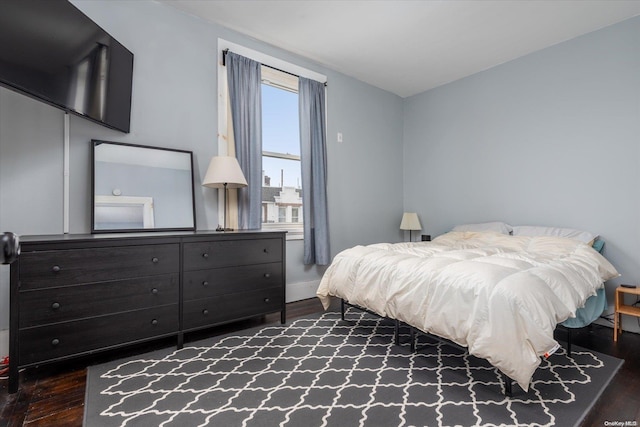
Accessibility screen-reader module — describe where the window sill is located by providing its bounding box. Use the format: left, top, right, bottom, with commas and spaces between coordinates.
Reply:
285, 231, 303, 241
262, 224, 304, 241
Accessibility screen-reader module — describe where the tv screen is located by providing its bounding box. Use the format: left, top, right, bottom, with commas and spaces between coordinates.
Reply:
0, 0, 133, 133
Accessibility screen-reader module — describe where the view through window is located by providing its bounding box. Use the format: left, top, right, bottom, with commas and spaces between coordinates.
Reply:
261, 68, 302, 232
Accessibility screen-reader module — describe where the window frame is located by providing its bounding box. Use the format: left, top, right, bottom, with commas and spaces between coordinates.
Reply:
217, 39, 326, 240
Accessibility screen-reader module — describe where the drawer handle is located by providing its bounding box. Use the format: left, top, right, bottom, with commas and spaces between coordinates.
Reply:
264, 298, 270, 303
202, 309, 209, 316
51, 338, 60, 346
151, 288, 158, 295
202, 253, 209, 259
264, 273, 271, 279
51, 302, 61, 310
151, 319, 158, 326
152, 257, 159, 263
52, 265, 61, 273
202, 281, 209, 287
263, 248, 269, 253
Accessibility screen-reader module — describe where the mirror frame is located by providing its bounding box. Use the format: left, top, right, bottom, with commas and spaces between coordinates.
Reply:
91, 140, 196, 233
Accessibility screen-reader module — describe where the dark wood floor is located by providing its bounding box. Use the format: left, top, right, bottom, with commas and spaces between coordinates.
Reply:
1, 297, 638, 427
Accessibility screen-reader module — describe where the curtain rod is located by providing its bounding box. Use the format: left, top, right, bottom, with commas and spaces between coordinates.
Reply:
222, 49, 327, 86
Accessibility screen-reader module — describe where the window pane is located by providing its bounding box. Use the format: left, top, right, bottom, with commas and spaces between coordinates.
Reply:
262, 159, 302, 225
261, 80, 302, 228
262, 84, 300, 156
262, 156, 301, 189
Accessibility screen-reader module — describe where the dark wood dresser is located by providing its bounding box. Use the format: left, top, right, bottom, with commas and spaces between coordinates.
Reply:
8, 230, 286, 393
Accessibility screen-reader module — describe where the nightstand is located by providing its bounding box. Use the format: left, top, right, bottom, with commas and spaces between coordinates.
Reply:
614, 285, 640, 341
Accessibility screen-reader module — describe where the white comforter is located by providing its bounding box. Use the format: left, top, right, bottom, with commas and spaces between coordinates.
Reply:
317, 231, 619, 391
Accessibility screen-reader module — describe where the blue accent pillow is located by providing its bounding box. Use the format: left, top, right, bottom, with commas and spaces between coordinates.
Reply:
592, 238, 605, 253
561, 238, 607, 328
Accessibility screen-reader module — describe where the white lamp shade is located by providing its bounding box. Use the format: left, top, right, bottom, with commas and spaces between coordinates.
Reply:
400, 212, 422, 230
202, 156, 248, 189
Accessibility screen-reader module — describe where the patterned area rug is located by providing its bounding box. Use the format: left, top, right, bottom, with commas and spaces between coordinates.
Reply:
84, 309, 622, 427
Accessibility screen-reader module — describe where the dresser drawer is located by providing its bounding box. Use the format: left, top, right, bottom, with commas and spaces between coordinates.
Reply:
183, 263, 282, 301
183, 287, 282, 331
19, 304, 178, 366
19, 244, 180, 290
19, 274, 178, 328
183, 238, 282, 271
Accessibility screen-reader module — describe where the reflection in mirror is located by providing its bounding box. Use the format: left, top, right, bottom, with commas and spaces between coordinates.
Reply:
94, 195, 155, 229
92, 140, 196, 233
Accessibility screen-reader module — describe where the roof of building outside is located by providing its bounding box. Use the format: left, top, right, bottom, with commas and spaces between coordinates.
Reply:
262, 186, 302, 202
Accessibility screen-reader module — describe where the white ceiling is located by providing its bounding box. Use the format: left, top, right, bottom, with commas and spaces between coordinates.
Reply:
159, 0, 640, 98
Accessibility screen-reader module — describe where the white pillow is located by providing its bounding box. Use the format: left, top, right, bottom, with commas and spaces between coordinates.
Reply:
451, 221, 513, 235
511, 225, 598, 244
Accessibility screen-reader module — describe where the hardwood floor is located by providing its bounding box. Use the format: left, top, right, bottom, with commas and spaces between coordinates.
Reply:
571, 321, 640, 426
1, 297, 638, 427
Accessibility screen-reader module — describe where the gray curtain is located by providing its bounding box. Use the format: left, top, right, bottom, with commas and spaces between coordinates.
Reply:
226, 52, 262, 229
299, 77, 330, 265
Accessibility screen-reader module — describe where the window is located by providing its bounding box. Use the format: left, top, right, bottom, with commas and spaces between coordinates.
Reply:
261, 66, 303, 236
217, 40, 326, 238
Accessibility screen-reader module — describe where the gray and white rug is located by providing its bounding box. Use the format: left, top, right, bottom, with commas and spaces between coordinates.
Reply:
84, 310, 622, 427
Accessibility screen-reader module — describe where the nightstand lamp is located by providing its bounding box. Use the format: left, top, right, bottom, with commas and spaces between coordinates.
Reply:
400, 212, 422, 242
202, 156, 247, 231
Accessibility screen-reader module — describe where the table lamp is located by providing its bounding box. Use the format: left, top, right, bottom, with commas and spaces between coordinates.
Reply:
202, 156, 247, 231
400, 212, 421, 242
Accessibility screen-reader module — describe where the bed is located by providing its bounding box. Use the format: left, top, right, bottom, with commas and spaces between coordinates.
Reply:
316, 229, 619, 392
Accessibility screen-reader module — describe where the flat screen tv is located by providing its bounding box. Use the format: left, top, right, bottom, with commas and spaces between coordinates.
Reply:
0, 0, 133, 133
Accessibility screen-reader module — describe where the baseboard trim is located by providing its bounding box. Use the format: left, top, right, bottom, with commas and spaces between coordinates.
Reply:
286, 280, 320, 303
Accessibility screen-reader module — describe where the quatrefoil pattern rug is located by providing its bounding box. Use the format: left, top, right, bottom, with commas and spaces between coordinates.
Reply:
84, 310, 621, 427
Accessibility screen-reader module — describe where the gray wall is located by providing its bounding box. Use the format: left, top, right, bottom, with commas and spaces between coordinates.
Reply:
0, 90, 66, 338
0, 0, 404, 336
403, 16, 640, 332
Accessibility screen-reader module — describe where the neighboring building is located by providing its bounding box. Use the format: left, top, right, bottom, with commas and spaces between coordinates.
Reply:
262, 184, 302, 224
